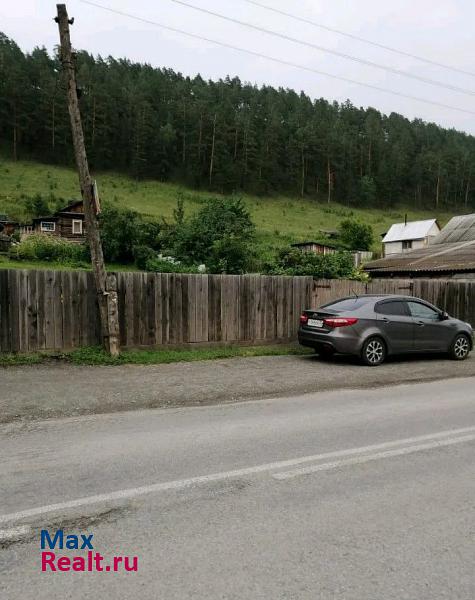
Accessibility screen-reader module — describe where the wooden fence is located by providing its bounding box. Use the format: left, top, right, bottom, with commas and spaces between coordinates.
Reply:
0, 269, 474, 353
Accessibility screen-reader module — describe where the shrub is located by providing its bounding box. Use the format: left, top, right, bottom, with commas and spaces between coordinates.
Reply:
99, 206, 144, 263
338, 219, 374, 251
99, 205, 161, 264
169, 196, 256, 274
265, 248, 357, 279
145, 256, 200, 273
9, 234, 89, 264
133, 244, 156, 270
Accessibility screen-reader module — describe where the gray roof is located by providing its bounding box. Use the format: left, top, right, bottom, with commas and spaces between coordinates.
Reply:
382, 219, 438, 243
366, 213, 475, 274
366, 240, 475, 273
432, 213, 475, 244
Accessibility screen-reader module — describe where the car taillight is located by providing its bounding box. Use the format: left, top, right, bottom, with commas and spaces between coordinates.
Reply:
323, 317, 358, 327
300, 313, 308, 324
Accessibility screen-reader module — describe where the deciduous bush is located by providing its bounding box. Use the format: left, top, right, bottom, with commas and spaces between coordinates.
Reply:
144, 256, 200, 273
99, 206, 162, 264
338, 219, 374, 251
99, 206, 145, 263
167, 196, 256, 274
9, 234, 89, 264
265, 248, 357, 279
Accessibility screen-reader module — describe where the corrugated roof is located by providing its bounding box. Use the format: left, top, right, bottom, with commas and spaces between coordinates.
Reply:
382, 219, 438, 243
365, 240, 475, 273
367, 214, 475, 274
432, 213, 475, 244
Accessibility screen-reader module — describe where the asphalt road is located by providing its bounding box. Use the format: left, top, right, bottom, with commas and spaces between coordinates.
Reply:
2, 351, 475, 422
1, 377, 474, 599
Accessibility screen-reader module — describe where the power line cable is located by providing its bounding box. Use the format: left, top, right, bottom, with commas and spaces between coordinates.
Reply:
79, 0, 475, 116
241, 0, 475, 79
165, 0, 475, 97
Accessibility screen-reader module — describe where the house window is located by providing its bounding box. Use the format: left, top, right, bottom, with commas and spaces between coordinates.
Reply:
40, 221, 55, 232
72, 219, 83, 235
402, 240, 412, 250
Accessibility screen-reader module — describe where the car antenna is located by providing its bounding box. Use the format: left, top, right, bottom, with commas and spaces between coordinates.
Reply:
351, 288, 359, 299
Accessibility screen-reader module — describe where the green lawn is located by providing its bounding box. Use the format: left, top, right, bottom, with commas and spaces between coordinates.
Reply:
0, 255, 137, 272
0, 156, 457, 261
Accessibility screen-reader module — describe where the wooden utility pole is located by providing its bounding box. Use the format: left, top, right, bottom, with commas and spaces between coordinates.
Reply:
55, 4, 120, 355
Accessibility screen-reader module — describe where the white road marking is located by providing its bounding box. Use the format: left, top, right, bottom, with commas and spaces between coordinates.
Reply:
273, 433, 475, 480
0, 525, 31, 541
1, 426, 475, 525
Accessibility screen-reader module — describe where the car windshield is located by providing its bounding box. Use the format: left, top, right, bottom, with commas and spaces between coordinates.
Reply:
321, 297, 372, 311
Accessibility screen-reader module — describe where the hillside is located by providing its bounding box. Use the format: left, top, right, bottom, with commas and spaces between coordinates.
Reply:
1, 32, 474, 211
0, 158, 457, 261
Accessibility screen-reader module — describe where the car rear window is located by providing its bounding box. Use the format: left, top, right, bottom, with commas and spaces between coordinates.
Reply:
321, 297, 372, 311
375, 301, 407, 316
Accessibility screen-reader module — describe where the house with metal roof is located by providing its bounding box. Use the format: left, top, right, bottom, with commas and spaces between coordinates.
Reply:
382, 218, 440, 256
365, 214, 475, 278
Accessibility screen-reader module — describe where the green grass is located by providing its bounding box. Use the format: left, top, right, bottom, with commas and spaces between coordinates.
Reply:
0, 344, 310, 367
0, 255, 138, 272
0, 156, 458, 262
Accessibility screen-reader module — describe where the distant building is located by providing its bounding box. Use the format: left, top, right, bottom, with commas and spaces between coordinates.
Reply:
290, 241, 337, 255
382, 219, 440, 256
365, 214, 475, 278
20, 200, 86, 243
0, 214, 18, 237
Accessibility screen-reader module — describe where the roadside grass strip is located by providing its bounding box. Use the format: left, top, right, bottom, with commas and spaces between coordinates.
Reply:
0, 344, 310, 367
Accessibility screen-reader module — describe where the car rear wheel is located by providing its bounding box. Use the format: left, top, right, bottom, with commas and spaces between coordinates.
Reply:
449, 334, 471, 360
361, 336, 386, 366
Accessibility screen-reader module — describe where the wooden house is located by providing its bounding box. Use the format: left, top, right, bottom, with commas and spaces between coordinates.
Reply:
22, 200, 86, 243
0, 214, 18, 237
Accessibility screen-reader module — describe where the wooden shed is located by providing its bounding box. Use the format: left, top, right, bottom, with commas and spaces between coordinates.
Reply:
290, 241, 337, 256
27, 200, 86, 243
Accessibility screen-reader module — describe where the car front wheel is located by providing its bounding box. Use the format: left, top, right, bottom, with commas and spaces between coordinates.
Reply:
361, 336, 386, 366
449, 334, 471, 360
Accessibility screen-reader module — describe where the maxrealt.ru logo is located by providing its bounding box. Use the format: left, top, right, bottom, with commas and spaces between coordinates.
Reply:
40, 530, 138, 572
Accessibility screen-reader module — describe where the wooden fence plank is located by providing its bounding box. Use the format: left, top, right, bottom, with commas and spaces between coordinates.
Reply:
61, 271, 73, 350
2, 270, 475, 352
0, 270, 9, 351
160, 274, 170, 344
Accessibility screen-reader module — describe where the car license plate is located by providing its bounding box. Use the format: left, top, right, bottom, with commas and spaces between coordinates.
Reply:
307, 318, 323, 328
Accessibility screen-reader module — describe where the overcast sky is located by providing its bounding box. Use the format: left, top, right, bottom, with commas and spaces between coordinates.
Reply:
3, 0, 475, 134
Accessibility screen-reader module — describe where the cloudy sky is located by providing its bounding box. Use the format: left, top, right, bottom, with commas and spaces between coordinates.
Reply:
3, 0, 475, 133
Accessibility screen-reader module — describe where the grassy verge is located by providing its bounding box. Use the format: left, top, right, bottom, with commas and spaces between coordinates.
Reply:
0, 344, 311, 367
0, 255, 138, 272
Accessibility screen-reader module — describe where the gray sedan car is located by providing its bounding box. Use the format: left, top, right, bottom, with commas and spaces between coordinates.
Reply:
298, 294, 473, 366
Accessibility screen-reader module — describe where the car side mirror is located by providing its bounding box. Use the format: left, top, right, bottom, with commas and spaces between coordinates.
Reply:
440, 311, 449, 320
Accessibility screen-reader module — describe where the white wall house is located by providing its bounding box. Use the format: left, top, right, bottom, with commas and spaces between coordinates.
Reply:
382, 219, 440, 256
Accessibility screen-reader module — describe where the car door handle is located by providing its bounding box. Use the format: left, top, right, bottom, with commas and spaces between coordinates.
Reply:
381, 317, 390, 323
416, 320, 425, 326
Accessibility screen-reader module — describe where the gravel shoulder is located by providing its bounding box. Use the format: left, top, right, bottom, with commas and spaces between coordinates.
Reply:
1, 352, 475, 424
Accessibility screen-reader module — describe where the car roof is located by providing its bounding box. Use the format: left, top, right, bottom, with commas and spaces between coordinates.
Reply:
322, 294, 435, 305
328, 294, 413, 302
